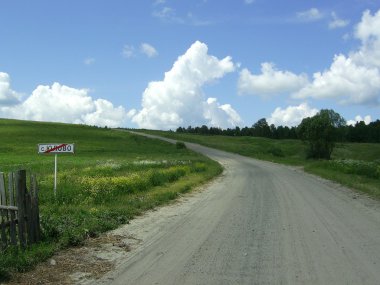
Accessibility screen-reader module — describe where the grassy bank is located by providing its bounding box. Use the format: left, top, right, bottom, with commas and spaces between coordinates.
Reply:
0, 120, 222, 281
141, 130, 380, 199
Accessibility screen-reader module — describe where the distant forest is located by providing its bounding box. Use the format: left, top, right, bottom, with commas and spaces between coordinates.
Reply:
175, 118, 380, 143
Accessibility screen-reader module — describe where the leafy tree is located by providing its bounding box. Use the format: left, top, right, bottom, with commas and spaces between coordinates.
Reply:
199, 125, 209, 135
176, 127, 184, 133
234, 126, 241, 136
253, 118, 271, 137
241, 126, 253, 136
270, 124, 278, 139
297, 109, 346, 159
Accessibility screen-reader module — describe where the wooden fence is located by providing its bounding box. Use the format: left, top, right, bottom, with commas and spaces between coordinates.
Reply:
0, 170, 40, 250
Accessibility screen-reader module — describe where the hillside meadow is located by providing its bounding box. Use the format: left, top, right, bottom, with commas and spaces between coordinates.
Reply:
141, 130, 380, 200
0, 119, 222, 280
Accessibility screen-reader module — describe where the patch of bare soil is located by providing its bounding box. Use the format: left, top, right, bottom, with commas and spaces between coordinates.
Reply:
7, 234, 140, 285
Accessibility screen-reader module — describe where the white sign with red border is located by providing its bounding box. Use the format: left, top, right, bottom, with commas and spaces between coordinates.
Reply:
37, 143, 75, 196
38, 143, 75, 154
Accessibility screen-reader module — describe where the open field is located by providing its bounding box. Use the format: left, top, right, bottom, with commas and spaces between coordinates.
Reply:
140, 130, 380, 199
0, 119, 221, 281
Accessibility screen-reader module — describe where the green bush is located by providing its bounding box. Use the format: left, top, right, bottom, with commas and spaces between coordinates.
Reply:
176, 141, 186, 149
298, 109, 345, 159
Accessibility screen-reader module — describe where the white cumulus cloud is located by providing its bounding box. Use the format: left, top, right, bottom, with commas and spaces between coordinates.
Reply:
0, 72, 22, 105
347, 115, 372, 126
238, 63, 309, 97
132, 41, 241, 129
0, 78, 128, 128
81, 99, 128, 127
267, 103, 319, 127
294, 9, 380, 106
204, 98, 242, 128
352, 9, 380, 68
140, 43, 158, 58
294, 54, 380, 104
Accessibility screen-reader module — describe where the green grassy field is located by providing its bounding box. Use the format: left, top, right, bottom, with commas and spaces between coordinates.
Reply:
141, 130, 380, 200
0, 119, 222, 281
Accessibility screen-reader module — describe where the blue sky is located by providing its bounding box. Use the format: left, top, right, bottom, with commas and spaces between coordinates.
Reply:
0, 0, 379, 129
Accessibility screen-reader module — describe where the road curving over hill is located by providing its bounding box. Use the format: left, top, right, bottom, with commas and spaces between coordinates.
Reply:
97, 133, 380, 285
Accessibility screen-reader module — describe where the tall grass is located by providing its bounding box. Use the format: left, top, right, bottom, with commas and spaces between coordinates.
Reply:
324, 159, 380, 179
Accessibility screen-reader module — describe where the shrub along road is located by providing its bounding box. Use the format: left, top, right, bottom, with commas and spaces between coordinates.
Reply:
98, 133, 380, 285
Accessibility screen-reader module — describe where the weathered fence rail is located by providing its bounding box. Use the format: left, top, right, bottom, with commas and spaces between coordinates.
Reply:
0, 170, 40, 250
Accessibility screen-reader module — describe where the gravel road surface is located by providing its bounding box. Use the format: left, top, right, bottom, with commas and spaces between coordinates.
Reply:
97, 134, 380, 285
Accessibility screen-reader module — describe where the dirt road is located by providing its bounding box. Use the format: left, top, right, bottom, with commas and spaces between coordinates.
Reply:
96, 136, 380, 284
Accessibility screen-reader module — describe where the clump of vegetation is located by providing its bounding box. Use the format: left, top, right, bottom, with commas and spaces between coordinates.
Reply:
297, 109, 346, 159
323, 159, 380, 179
176, 141, 186, 149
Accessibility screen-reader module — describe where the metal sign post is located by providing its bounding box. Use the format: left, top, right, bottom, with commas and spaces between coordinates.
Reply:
38, 143, 75, 197
54, 154, 58, 196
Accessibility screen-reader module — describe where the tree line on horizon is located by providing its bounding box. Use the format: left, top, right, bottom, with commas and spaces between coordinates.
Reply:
175, 114, 380, 144
176, 109, 379, 159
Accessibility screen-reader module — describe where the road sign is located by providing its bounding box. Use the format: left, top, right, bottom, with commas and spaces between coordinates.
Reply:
38, 143, 75, 197
38, 143, 75, 154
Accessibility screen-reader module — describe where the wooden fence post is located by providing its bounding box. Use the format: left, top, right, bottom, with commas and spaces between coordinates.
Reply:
0, 170, 40, 250
15, 170, 27, 249
25, 191, 33, 245
8, 172, 17, 245
31, 175, 40, 242
0, 172, 7, 249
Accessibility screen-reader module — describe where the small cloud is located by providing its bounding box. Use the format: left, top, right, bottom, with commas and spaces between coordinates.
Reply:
153, 6, 174, 19
267, 103, 319, 127
140, 43, 158, 58
152, 7, 184, 23
244, 0, 254, 4
153, 6, 212, 26
84, 57, 95, 65
296, 8, 324, 22
329, 12, 349, 29
122, 45, 135, 58
187, 12, 213, 26
347, 115, 372, 126
342, 33, 351, 41
153, 0, 165, 5
238, 63, 309, 97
